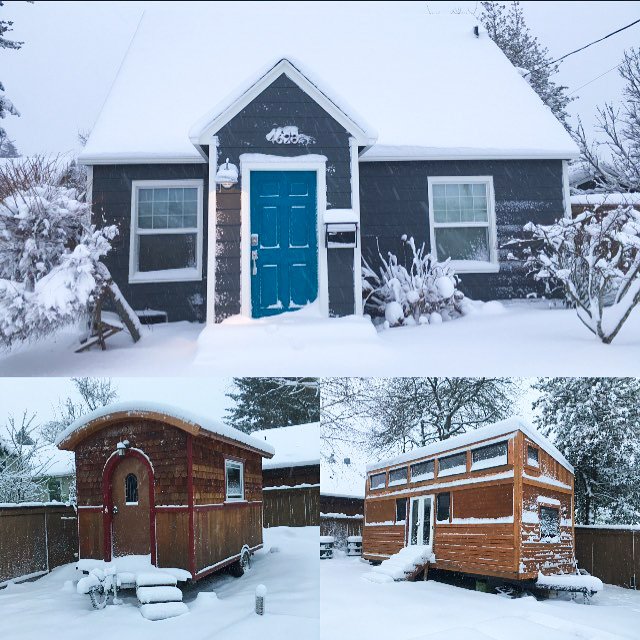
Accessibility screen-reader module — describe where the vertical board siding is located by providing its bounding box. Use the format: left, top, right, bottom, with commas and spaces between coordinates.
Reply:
214, 73, 353, 320
575, 527, 639, 589
359, 159, 564, 301
92, 163, 209, 322
0, 505, 78, 583
262, 487, 320, 527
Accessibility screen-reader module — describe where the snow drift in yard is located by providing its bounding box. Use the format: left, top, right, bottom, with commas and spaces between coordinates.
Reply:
321, 556, 639, 640
79, 4, 576, 163
54, 400, 275, 456
0, 527, 319, 640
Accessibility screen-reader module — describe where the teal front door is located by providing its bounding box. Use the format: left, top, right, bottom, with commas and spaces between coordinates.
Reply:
250, 171, 318, 317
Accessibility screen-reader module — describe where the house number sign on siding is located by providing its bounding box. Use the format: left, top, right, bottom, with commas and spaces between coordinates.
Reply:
266, 126, 315, 145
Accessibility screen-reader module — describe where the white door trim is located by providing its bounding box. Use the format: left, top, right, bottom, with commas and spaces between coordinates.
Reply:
239, 154, 329, 318
408, 495, 434, 547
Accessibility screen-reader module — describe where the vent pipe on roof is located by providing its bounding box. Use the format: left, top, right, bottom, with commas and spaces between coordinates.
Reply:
474, 25, 479, 37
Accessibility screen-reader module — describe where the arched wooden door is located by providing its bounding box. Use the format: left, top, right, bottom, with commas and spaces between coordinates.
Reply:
111, 456, 151, 557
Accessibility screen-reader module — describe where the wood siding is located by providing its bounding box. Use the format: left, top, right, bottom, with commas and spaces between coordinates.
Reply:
263, 486, 319, 527
214, 73, 354, 320
359, 159, 565, 301
0, 505, 78, 584
92, 163, 209, 322
363, 428, 576, 582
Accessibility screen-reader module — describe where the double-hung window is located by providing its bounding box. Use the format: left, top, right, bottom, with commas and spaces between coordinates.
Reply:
130, 180, 203, 283
428, 177, 497, 272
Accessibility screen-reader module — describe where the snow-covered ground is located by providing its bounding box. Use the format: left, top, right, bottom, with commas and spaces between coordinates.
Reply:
1, 301, 639, 376
321, 555, 640, 640
0, 527, 319, 640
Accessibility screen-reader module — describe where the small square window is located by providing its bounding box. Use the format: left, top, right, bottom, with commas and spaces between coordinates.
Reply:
369, 472, 386, 490
438, 452, 467, 477
396, 498, 407, 523
410, 460, 435, 481
225, 460, 244, 501
540, 506, 560, 541
471, 442, 508, 470
527, 446, 539, 467
388, 467, 408, 486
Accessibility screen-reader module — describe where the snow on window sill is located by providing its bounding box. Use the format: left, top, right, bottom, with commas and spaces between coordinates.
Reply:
470, 455, 508, 472
129, 268, 202, 284
411, 473, 435, 483
224, 498, 246, 503
437, 465, 467, 478
388, 479, 408, 487
125, 502, 139, 506
448, 260, 500, 274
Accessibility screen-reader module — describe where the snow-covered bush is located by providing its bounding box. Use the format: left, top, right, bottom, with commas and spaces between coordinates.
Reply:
0, 157, 117, 348
363, 235, 464, 327
521, 205, 640, 343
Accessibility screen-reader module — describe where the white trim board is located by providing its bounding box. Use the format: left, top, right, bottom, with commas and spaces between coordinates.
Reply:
427, 175, 499, 274
239, 154, 329, 318
128, 179, 204, 284
349, 137, 363, 315
190, 58, 375, 147
206, 137, 219, 323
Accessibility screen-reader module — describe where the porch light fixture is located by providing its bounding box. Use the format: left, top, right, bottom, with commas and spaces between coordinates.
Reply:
215, 158, 239, 190
116, 440, 131, 458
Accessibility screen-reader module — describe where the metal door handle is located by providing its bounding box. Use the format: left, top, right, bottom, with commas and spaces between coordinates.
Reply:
251, 250, 258, 276
112, 505, 118, 515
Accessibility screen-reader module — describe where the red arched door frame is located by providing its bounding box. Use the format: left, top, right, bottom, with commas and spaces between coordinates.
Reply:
102, 449, 156, 564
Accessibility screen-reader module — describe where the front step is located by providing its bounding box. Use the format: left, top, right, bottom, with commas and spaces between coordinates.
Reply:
367, 545, 435, 582
140, 602, 189, 621
136, 572, 178, 588
137, 586, 183, 604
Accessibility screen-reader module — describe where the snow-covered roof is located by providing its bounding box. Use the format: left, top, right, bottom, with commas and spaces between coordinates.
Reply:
79, 3, 577, 165
366, 417, 573, 474
30, 444, 75, 478
55, 401, 275, 457
570, 192, 640, 206
321, 456, 367, 500
251, 422, 319, 469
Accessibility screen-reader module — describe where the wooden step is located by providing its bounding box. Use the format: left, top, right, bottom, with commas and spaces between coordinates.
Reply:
135, 572, 178, 588
137, 586, 183, 604
139, 602, 189, 621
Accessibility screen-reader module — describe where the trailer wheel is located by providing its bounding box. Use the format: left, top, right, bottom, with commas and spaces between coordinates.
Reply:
88, 585, 108, 610
229, 547, 251, 578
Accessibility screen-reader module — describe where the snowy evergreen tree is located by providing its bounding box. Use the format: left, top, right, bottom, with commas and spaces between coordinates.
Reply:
533, 377, 640, 525
41, 377, 119, 444
226, 377, 320, 432
0, 157, 118, 348
322, 377, 520, 458
574, 47, 640, 192
0, 130, 19, 158
0, 3, 23, 146
479, 2, 572, 127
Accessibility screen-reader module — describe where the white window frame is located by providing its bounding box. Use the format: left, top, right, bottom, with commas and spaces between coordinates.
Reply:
225, 459, 245, 502
129, 179, 204, 284
427, 176, 498, 273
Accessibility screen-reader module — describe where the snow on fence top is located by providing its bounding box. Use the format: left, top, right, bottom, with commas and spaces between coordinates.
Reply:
54, 401, 275, 456
251, 422, 320, 469
366, 417, 573, 474
78, 4, 577, 164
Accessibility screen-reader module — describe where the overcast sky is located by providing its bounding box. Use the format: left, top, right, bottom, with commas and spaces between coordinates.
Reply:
0, 377, 235, 435
3, 1, 640, 156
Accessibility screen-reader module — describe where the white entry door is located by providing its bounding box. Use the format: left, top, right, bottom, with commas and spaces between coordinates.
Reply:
409, 496, 434, 546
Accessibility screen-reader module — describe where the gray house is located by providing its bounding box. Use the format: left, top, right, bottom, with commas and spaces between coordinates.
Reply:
78, 5, 577, 323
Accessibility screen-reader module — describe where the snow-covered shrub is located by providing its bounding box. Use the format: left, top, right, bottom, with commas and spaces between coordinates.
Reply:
0, 156, 117, 348
363, 235, 464, 327
520, 205, 640, 343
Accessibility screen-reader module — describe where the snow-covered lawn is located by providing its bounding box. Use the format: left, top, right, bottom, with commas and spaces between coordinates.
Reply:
321, 555, 640, 640
0, 526, 319, 640
1, 301, 640, 376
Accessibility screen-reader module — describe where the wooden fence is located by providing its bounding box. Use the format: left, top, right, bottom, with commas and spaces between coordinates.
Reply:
320, 515, 363, 548
262, 486, 320, 527
575, 525, 639, 589
0, 504, 78, 586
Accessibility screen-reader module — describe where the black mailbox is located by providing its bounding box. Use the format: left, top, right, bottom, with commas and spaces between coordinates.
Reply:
325, 222, 358, 249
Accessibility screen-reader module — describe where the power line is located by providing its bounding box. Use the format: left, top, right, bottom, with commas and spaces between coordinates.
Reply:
569, 63, 623, 96
523, 17, 640, 77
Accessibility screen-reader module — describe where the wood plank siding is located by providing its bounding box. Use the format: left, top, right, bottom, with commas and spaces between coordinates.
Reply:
362, 427, 576, 582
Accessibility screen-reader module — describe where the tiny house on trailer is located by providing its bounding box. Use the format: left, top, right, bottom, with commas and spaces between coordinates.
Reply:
362, 418, 577, 586
55, 402, 274, 581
